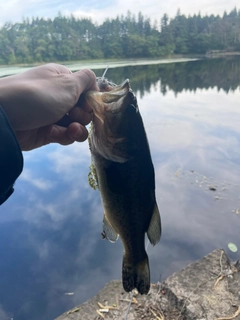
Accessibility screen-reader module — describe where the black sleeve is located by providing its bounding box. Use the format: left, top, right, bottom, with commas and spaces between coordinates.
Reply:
0, 106, 23, 205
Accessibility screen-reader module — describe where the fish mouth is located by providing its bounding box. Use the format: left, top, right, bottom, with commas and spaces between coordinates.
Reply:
85, 78, 135, 162
84, 79, 131, 124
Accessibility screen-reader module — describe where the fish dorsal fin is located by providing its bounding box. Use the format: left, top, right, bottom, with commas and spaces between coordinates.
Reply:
147, 203, 161, 246
103, 214, 119, 243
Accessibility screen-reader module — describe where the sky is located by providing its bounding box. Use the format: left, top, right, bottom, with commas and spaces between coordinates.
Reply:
0, 0, 239, 26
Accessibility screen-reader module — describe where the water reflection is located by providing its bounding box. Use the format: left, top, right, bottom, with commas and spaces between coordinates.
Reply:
1, 57, 240, 320
92, 56, 240, 96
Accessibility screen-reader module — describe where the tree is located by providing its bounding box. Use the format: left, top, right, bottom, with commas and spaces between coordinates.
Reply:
0, 8, 240, 65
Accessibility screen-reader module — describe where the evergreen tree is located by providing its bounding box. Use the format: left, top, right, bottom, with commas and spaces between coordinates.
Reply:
0, 8, 240, 65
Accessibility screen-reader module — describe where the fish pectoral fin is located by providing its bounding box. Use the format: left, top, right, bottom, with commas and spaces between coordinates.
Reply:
103, 214, 119, 243
147, 203, 161, 246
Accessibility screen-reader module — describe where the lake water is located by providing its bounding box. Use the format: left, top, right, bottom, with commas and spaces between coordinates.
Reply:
0, 57, 240, 320
0, 57, 197, 77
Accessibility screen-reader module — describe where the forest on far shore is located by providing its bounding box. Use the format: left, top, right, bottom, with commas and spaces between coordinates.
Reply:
0, 8, 240, 65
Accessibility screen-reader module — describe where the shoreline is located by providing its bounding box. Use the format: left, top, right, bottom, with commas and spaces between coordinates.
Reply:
55, 249, 240, 320
1, 52, 240, 78
0, 56, 200, 78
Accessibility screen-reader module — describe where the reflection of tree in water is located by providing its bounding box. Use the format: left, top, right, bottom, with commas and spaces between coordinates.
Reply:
95, 57, 240, 98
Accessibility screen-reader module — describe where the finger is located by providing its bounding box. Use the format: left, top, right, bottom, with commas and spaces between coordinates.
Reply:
76, 94, 94, 113
73, 69, 99, 96
68, 107, 92, 126
48, 123, 88, 145
66, 122, 89, 142
48, 125, 75, 145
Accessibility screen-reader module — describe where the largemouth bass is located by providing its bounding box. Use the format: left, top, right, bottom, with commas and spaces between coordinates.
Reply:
85, 77, 161, 294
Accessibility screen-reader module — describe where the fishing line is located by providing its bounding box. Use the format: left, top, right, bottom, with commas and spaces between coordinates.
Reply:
123, 239, 150, 320
101, 65, 109, 79
123, 291, 134, 320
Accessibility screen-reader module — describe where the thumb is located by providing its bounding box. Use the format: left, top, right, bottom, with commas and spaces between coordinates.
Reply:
72, 69, 98, 96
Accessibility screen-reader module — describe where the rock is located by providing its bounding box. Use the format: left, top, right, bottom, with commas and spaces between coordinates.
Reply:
55, 249, 240, 320
164, 249, 240, 319
209, 186, 217, 191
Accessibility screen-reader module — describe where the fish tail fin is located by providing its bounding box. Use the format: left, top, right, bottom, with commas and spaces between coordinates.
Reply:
122, 254, 150, 295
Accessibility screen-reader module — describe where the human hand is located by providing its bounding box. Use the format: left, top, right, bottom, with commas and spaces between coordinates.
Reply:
0, 63, 98, 151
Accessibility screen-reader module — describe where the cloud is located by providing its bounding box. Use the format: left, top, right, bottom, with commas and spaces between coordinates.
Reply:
67, 0, 239, 25
0, 305, 10, 320
47, 142, 91, 176
140, 86, 240, 152
0, 0, 238, 26
19, 168, 54, 190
